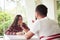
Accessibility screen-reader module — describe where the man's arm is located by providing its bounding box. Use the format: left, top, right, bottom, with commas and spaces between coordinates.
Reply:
25, 20, 40, 39
24, 31, 34, 39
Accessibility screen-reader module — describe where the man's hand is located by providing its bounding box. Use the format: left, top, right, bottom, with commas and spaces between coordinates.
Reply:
24, 31, 34, 39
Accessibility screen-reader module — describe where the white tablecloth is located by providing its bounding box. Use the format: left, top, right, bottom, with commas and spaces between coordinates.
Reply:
4, 35, 39, 40
0, 38, 3, 40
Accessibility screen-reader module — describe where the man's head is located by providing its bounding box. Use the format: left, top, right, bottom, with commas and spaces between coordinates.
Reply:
35, 4, 48, 19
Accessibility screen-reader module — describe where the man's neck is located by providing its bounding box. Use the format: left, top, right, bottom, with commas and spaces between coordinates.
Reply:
37, 16, 46, 20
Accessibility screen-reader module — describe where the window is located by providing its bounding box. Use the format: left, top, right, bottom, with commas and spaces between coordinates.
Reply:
56, 0, 60, 26
0, 0, 28, 36
0, 0, 41, 36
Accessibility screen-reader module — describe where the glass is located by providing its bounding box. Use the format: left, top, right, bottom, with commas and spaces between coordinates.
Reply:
0, 0, 5, 36
0, 0, 28, 36
57, 0, 60, 26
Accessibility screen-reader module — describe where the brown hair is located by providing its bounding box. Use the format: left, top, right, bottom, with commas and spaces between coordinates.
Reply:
10, 15, 23, 32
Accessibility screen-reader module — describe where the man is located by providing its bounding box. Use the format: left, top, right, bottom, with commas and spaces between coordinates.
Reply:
25, 4, 60, 40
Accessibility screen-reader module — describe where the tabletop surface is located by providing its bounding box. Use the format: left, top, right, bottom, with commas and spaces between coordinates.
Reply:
4, 35, 39, 40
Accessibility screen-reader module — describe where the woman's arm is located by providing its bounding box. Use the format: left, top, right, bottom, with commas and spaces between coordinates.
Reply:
5, 30, 10, 35
21, 23, 30, 33
5, 26, 14, 35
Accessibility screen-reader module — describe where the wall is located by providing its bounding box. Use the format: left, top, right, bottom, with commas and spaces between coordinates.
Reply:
25, 0, 35, 28
41, 0, 57, 20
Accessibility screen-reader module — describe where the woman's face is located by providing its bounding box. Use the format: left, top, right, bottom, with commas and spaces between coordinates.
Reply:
18, 17, 23, 23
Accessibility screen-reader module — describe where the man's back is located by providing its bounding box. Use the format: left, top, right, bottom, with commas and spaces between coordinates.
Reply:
38, 17, 60, 40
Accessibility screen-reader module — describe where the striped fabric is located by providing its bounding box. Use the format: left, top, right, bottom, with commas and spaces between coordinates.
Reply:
40, 33, 60, 40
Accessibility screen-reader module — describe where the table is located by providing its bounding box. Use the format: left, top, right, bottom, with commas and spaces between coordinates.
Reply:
4, 35, 39, 40
0, 38, 3, 40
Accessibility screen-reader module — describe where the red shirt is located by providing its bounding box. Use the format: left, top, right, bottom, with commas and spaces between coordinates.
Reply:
5, 23, 29, 35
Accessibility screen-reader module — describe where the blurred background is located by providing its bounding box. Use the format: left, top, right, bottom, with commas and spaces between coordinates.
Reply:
0, 0, 60, 37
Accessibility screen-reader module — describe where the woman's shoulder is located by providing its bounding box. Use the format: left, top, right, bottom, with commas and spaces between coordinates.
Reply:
23, 22, 27, 25
22, 22, 28, 27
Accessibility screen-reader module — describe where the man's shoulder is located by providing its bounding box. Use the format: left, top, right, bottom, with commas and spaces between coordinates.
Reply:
47, 18, 58, 23
45, 18, 59, 26
34, 20, 40, 23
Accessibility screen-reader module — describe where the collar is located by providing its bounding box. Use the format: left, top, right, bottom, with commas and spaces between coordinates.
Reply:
37, 17, 48, 21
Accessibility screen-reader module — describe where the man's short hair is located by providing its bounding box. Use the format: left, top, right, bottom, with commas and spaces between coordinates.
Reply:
36, 4, 48, 16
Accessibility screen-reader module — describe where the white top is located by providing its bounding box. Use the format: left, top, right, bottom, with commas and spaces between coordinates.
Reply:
30, 17, 60, 40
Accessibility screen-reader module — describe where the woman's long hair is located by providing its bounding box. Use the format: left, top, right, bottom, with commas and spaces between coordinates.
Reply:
12, 15, 22, 27
10, 15, 23, 32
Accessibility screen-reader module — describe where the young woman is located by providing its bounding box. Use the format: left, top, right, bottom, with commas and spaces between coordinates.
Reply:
5, 15, 29, 35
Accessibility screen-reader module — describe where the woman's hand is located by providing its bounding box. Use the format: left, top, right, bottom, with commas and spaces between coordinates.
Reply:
5, 31, 10, 35
16, 32, 24, 35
